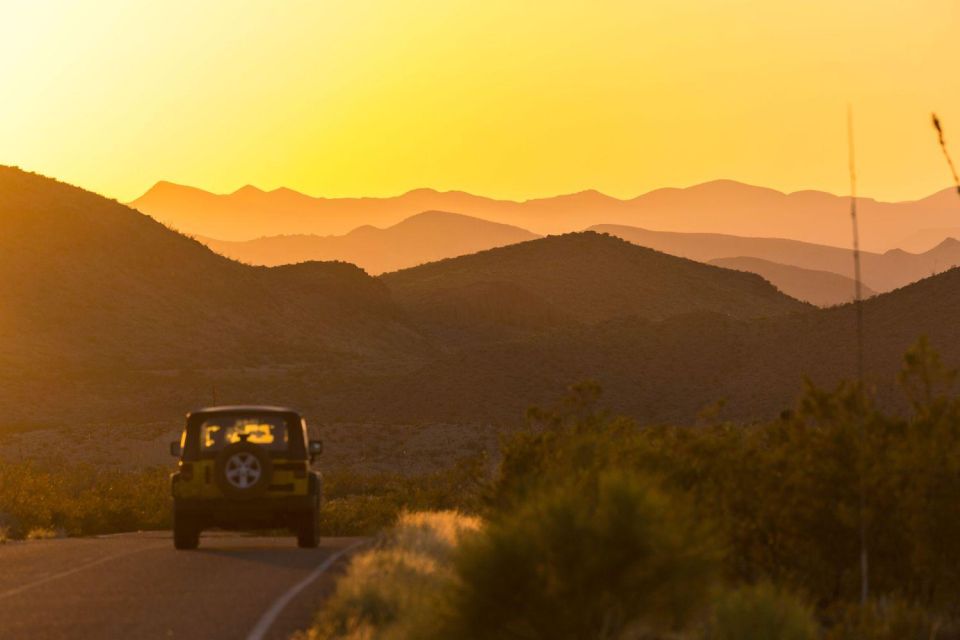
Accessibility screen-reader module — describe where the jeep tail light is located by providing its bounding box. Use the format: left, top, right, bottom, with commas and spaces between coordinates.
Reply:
180, 463, 194, 481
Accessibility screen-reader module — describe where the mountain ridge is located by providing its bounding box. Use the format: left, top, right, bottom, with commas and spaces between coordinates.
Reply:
593, 224, 960, 294
131, 178, 960, 249
198, 210, 539, 274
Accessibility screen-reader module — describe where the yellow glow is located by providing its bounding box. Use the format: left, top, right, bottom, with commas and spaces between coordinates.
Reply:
201, 420, 280, 448
1, 0, 957, 202
226, 424, 275, 446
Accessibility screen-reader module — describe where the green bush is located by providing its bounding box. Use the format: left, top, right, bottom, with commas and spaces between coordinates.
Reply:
442, 470, 719, 640
706, 583, 818, 640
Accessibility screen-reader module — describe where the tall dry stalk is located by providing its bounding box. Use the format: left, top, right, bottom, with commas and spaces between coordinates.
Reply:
932, 113, 960, 196
848, 106, 869, 605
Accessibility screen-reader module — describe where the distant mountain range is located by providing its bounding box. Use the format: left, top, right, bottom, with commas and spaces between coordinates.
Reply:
198, 211, 538, 274
5, 166, 960, 432
130, 178, 960, 252
188, 210, 960, 307
591, 225, 960, 295
707, 257, 874, 307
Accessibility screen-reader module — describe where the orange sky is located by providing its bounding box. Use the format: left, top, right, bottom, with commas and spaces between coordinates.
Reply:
1, 0, 958, 203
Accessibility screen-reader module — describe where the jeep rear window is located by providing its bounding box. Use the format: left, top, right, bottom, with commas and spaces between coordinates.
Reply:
199, 415, 290, 452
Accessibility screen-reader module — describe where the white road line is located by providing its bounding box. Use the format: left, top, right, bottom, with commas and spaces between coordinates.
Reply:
0, 545, 159, 601
246, 540, 366, 640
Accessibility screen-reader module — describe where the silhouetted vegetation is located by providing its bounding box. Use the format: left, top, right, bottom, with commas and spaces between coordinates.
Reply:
308, 339, 960, 638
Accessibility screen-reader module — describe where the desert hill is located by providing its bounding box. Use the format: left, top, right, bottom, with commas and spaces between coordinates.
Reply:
198, 211, 539, 274
379, 232, 809, 343
0, 167, 426, 371
345, 265, 960, 425
593, 224, 960, 294
131, 179, 960, 251
708, 256, 874, 307
6, 167, 960, 435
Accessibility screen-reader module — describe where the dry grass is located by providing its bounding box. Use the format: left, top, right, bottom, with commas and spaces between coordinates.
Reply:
298, 511, 480, 640
25, 527, 62, 540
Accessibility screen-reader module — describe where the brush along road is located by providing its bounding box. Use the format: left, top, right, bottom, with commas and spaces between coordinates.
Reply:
0, 532, 365, 640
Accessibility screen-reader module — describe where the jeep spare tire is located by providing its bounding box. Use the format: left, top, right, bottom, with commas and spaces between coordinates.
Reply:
215, 441, 273, 499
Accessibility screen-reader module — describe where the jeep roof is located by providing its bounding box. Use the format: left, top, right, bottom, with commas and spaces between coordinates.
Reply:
187, 405, 302, 419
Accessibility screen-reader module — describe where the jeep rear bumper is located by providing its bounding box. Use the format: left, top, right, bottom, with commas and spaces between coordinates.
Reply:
174, 496, 316, 530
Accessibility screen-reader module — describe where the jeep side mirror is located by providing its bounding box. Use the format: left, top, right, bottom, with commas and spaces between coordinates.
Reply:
308, 440, 323, 459
169, 441, 181, 457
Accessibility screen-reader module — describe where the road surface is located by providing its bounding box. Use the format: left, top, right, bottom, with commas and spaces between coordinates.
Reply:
0, 532, 365, 640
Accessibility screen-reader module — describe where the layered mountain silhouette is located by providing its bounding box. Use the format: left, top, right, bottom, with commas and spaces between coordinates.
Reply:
593, 224, 960, 295
6, 167, 960, 432
194, 215, 960, 307
131, 179, 960, 251
898, 227, 960, 253
708, 257, 874, 307
198, 211, 539, 274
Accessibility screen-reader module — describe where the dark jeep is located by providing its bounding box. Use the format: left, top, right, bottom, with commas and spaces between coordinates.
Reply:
169, 406, 323, 550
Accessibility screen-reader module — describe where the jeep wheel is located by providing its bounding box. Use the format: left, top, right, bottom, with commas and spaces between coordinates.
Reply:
173, 512, 200, 550
296, 500, 320, 548
214, 441, 273, 500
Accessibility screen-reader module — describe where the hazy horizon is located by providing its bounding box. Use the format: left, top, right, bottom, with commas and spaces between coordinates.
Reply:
129, 175, 957, 205
2, 2, 958, 205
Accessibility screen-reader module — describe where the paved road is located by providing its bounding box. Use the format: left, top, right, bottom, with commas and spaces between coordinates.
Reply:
0, 532, 365, 640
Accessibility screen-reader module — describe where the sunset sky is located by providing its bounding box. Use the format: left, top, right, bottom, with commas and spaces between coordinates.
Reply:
1, 0, 958, 203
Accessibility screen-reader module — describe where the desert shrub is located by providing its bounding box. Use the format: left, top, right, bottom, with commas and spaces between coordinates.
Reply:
705, 583, 817, 640
0, 461, 170, 538
303, 341, 960, 638
26, 526, 62, 540
301, 511, 481, 640
320, 456, 485, 536
442, 470, 719, 640
484, 339, 960, 625
487, 381, 644, 514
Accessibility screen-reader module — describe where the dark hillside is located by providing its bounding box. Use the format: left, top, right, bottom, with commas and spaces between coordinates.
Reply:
380, 232, 809, 343
340, 267, 960, 424
0, 167, 426, 370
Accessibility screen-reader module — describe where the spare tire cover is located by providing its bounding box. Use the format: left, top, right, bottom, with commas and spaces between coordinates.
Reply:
214, 441, 274, 499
